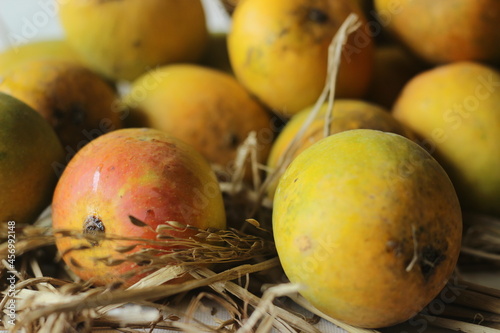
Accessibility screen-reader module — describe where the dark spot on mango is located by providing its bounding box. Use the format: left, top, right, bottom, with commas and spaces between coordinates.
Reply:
69, 102, 86, 126
53, 107, 65, 126
129, 215, 149, 227
70, 257, 83, 269
296, 235, 312, 252
419, 245, 446, 280
307, 8, 329, 24
278, 27, 290, 38
225, 132, 239, 149
146, 209, 156, 220
386, 239, 404, 257
83, 215, 105, 246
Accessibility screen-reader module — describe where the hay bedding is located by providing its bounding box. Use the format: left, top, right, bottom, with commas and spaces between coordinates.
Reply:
1, 14, 500, 333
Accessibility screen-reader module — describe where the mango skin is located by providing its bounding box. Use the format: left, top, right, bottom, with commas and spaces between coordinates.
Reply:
0, 59, 122, 154
52, 128, 226, 287
393, 61, 500, 216
58, 0, 208, 81
374, 0, 500, 65
228, 0, 374, 116
123, 64, 273, 179
266, 99, 416, 198
0, 92, 64, 224
273, 129, 462, 328
0, 39, 81, 76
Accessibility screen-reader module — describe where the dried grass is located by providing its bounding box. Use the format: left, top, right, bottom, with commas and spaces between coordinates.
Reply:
461, 213, 500, 264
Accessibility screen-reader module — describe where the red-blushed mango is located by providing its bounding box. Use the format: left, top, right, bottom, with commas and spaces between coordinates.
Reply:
0, 92, 64, 225
228, 0, 374, 116
52, 128, 226, 287
273, 129, 462, 328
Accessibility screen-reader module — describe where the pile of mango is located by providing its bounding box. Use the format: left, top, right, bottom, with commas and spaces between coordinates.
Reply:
0, 0, 499, 329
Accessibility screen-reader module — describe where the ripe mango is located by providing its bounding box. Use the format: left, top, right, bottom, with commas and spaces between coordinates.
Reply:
0, 39, 81, 76
0, 59, 122, 157
393, 61, 500, 216
123, 64, 273, 180
273, 129, 462, 328
52, 128, 226, 286
266, 99, 416, 199
374, 0, 500, 65
0, 92, 64, 224
228, 0, 374, 116
58, 0, 209, 81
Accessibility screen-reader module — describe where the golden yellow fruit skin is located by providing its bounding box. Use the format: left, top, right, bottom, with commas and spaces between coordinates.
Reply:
266, 99, 415, 199
393, 61, 500, 216
0, 92, 64, 224
0, 60, 122, 153
123, 64, 273, 177
58, 0, 208, 81
273, 129, 462, 328
0, 39, 81, 76
374, 0, 500, 64
228, 0, 374, 116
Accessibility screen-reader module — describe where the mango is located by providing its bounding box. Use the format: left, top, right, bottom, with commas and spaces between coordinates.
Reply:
58, 0, 209, 81
0, 39, 81, 76
0, 92, 64, 225
393, 61, 500, 216
228, 0, 374, 116
0, 59, 122, 158
123, 64, 273, 181
374, 0, 500, 64
266, 99, 416, 199
52, 128, 226, 286
273, 129, 462, 328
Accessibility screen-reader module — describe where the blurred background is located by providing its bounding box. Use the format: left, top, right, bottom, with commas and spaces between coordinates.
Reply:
0, 0, 231, 52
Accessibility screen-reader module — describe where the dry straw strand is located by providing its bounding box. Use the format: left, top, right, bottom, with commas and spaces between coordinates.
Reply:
12, 258, 280, 331
256, 13, 362, 205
